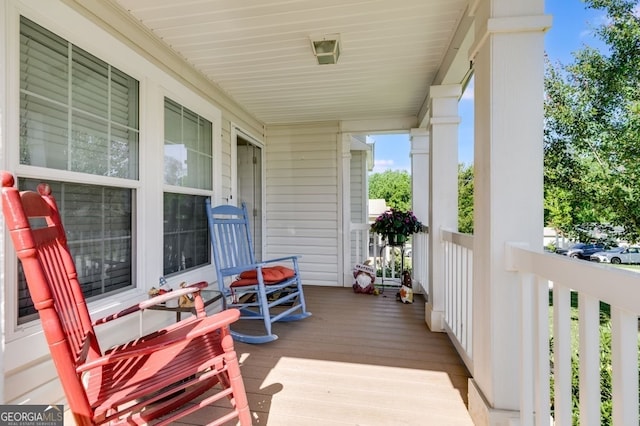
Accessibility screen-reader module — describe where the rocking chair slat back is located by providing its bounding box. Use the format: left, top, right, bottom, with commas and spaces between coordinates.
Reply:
210, 205, 255, 271
1, 172, 251, 425
2, 177, 103, 416
206, 200, 311, 344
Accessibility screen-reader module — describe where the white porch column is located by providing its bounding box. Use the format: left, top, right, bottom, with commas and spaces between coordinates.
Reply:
410, 128, 429, 296
340, 132, 352, 286
427, 84, 461, 332
468, 0, 551, 424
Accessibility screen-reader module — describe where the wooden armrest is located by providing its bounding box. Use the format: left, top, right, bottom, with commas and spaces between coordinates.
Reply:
78, 308, 240, 373
92, 281, 208, 326
261, 255, 301, 264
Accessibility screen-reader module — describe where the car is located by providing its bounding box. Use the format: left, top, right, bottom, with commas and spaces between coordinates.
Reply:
590, 246, 640, 264
556, 243, 607, 260
589, 247, 625, 262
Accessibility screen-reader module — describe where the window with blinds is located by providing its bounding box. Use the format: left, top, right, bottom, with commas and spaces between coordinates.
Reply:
20, 16, 139, 178
17, 178, 134, 323
17, 16, 138, 323
163, 98, 213, 275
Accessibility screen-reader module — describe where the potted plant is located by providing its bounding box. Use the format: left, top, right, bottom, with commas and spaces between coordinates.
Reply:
370, 208, 424, 245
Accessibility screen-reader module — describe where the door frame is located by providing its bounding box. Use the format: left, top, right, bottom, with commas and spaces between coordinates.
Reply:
231, 124, 266, 258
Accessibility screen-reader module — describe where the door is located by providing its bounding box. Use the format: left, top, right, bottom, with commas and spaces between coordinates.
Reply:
236, 134, 263, 261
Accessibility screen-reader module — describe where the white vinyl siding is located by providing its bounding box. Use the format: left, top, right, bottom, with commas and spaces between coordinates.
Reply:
265, 123, 340, 286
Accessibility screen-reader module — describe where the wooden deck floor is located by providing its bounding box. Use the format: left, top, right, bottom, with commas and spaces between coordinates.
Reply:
179, 285, 473, 425
65, 286, 473, 425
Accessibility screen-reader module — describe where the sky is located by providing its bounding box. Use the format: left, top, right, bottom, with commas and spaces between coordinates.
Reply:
370, 0, 608, 174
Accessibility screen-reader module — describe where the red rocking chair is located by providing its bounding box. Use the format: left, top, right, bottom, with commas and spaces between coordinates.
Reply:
0, 171, 251, 426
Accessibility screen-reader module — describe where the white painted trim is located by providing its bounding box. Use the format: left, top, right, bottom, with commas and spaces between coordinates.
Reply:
340, 117, 418, 134
468, 379, 520, 426
339, 132, 351, 286
230, 128, 238, 206
425, 302, 444, 332
469, 14, 552, 61
430, 84, 463, 99
231, 124, 266, 258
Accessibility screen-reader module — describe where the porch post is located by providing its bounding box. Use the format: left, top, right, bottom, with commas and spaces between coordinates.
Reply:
340, 132, 352, 286
468, 0, 551, 424
410, 128, 429, 296
426, 84, 461, 332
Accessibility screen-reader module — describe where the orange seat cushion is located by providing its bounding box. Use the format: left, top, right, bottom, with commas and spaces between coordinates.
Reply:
231, 266, 296, 287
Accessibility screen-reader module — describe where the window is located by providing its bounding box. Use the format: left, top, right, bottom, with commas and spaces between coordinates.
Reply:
163, 193, 210, 275
17, 179, 133, 323
163, 98, 213, 275
18, 17, 139, 322
164, 98, 212, 189
20, 17, 139, 178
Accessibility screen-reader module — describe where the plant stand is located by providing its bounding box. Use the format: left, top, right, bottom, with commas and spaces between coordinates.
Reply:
376, 238, 406, 292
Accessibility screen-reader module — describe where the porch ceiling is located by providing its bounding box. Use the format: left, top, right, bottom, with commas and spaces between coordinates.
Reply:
113, 0, 470, 125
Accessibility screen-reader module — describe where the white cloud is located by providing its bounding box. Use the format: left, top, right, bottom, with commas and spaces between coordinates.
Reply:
375, 159, 394, 168
371, 159, 411, 174
372, 159, 394, 173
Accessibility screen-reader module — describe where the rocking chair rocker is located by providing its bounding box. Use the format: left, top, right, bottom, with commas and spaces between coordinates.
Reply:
0, 172, 251, 425
205, 201, 311, 344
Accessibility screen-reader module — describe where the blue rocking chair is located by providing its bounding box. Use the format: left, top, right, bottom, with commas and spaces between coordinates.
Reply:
206, 201, 311, 343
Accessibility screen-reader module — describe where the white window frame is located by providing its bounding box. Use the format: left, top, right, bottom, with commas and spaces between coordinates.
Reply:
162, 95, 216, 276
2, 2, 222, 353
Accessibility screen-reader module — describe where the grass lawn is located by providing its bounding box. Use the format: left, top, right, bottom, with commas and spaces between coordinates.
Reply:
615, 264, 640, 272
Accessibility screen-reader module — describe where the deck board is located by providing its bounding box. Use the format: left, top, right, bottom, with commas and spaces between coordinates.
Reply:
65, 286, 473, 425
181, 286, 473, 425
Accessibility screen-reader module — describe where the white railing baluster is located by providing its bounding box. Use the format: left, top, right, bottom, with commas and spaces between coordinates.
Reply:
521, 272, 535, 426
611, 306, 638, 426
578, 293, 601, 425
553, 283, 572, 426
534, 276, 550, 426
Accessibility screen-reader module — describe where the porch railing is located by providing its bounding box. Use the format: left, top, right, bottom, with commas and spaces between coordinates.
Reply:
441, 234, 639, 424
350, 223, 369, 267
442, 229, 474, 372
507, 243, 639, 426
349, 226, 406, 286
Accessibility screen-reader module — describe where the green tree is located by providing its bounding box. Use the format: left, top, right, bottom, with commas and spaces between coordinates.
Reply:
368, 170, 411, 211
458, 163, 474, 234
544, 0, 640, 242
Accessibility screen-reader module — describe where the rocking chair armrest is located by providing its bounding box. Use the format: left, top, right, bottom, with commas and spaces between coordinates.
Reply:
260, 255, 301, 265
77, 308, 240, 374
92, 281, 209, 326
